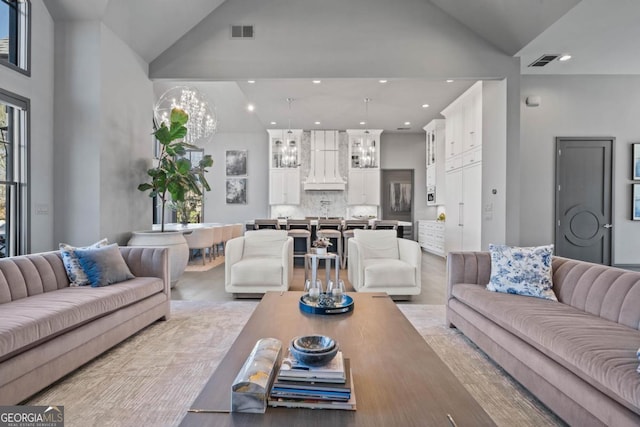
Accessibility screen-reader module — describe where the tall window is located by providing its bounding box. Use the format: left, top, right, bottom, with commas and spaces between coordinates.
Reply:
0, 89, 28, 257
0, 0, 30, 74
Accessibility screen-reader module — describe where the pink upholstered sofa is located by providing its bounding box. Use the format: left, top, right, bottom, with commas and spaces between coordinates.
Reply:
0, 247, 170, 404
447, 251, 640, 427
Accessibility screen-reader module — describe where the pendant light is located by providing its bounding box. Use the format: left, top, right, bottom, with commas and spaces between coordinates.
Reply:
362, 98, 376, 168
284, 97, 298, 167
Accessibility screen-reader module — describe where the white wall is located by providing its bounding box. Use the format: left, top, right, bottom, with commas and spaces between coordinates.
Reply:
0, 0, 55, 253
520, 75, 640, 265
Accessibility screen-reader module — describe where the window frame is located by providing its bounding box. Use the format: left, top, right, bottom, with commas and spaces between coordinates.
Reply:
0, 0, 31, 76
0, 87, 30, 256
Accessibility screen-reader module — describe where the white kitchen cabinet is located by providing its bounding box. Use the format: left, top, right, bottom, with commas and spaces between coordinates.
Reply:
348, 169, 380, 205
346, 129, 382, 206
269, 168, 300, 205
424, 119, 445, 206
418, 220, 445, 257
267, 129, 302, 205
442, 82, 483, 253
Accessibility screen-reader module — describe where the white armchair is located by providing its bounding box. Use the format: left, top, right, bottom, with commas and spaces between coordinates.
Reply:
225, 230, 293, 297
347, 229, 421, 297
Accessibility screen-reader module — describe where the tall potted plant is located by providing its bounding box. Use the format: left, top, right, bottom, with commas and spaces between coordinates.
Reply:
137, 108, 213, 231
129, 108, 214, 286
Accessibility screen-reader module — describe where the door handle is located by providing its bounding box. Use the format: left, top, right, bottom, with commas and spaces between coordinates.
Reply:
603, 224, 613, 229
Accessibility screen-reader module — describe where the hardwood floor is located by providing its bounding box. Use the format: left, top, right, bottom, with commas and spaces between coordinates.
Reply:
171, 250, 447, 305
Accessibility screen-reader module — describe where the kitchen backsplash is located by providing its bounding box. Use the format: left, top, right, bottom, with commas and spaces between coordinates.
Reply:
270, 131, 378, 219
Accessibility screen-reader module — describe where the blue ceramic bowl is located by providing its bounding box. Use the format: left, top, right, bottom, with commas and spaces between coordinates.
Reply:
292, 335, 336, 354
289, 340, 339, 367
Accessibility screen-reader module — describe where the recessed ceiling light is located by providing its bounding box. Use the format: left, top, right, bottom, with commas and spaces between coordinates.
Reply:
270, 121, 277, 125
421, 104, 429, 108
314, 121, 321, 125
312, 80, 321, 84
559, 54, 572, 61
446, 79, 454, 83
247, 80, 256, 84
360, 121, 366, 125
404, 121, 411, 126
379, 79, 388, 83
247, 104, 255, 112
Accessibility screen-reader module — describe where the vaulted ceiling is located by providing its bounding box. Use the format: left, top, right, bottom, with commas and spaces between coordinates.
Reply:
45, 0, 640, 133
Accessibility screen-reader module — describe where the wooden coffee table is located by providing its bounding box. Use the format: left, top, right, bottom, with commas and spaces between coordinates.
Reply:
180, 291, 495, 426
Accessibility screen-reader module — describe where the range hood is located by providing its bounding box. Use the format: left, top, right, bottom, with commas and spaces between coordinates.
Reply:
304, 130, 346, 191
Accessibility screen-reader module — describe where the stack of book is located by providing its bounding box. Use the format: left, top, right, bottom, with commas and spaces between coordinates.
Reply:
268, 351, 356, 410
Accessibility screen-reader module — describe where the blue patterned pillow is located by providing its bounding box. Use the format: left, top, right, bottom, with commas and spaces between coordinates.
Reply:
75, 244, 134, 287
487, 244, 557, 301
60, 238, 108, 286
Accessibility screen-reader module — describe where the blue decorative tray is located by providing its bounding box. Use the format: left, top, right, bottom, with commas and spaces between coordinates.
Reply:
299, 294, 354, 315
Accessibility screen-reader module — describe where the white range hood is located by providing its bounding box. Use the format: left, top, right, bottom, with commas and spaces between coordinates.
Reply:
304, 130, 346, 191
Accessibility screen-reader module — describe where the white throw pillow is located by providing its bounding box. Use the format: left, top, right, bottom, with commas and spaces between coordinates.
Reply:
353, 229, 399, 260
486, 244, 557, 301
242, 230, 288, 258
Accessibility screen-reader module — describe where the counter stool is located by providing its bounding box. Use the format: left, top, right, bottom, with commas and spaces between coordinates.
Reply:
342, 220, 369, 267
372, 220, 398, 230
316, 218, 344, 269
254, 219, 280, 230
286, 219, 312, 269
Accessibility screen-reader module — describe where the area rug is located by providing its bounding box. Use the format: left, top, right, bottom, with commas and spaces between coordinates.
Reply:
25, 302, 564, 427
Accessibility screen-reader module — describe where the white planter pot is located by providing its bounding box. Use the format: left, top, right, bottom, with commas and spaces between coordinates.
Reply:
128, 231, 189, 288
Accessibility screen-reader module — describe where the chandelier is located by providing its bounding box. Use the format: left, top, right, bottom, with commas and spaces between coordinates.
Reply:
154, 86, 217, 145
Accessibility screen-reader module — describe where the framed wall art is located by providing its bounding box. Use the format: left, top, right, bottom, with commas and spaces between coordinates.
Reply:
226, 178, 247, 204
633, 143, 640, 180
633, 184, 640, 221
226, 150, 248, 176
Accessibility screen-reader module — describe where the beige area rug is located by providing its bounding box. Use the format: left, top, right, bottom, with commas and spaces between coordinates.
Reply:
25, 302, 564, 427
184, 254, 225, 272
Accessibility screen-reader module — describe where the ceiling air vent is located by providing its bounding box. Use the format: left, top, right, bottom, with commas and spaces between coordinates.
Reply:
528, 54, 560, 67
396, 127, 411, 131
231, 25, 254, 39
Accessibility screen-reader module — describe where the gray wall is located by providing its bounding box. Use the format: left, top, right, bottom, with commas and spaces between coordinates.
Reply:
151, 0, 518, 81
520, 75, 640, 265
52, 20, 152, 247
201, 132, 269, 225
481, 80, 507, 249
380, 132, 433, 237
0, 0, 55, 253
100, 24, 154, 243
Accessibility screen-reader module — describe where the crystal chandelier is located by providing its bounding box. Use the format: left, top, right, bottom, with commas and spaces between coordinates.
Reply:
154, 86, 217, 145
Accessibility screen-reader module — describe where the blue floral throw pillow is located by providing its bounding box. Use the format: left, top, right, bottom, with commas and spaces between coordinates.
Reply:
60, 238, 108, 286
75, 244, 134, 287
486, 244, 557, 301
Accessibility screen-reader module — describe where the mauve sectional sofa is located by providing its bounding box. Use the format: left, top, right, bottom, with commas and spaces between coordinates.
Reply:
447, 251, 640, 427
0, 247, 170, 404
